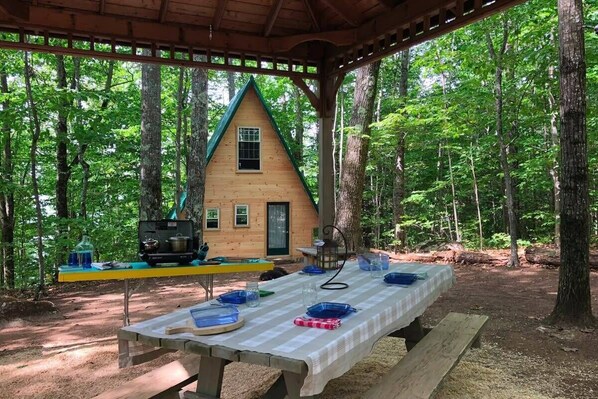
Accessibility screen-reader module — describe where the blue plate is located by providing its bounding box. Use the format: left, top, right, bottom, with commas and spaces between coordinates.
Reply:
190, 305, 239, 328
306, 302, 357, 318
301, 265, 325, 275
217, 290, 247, 304
384, 272, 418, 285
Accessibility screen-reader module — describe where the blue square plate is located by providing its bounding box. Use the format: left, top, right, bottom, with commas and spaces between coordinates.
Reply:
217, 290, 247, 304
306, 302, 357, 318
190, 305, 239, 327
383, 272, 418, 285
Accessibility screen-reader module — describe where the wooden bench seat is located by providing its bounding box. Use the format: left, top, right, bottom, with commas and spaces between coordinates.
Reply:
363, 312, 489, 399
93, 355, 200, 399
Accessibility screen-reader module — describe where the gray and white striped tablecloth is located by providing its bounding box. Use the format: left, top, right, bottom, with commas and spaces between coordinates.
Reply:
122, 262, 455, 396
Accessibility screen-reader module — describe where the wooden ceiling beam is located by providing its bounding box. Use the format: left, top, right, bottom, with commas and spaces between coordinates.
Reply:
212, 0, 229, 31
320, 0, 362, 27
99, 0, 106, 15
159, 0, 170, 23
302, 0, 320, 32
264, 0, 284, 37
0, 5, 323, 61
0, 0, 29, 21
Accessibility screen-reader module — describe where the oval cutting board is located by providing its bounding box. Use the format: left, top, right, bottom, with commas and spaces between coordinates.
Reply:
165, 317, 244, 336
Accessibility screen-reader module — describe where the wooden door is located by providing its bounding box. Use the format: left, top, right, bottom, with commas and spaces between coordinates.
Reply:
267, 202, 289, 256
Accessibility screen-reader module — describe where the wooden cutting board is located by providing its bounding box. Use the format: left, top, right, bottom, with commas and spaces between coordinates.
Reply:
165, 317, 244, 336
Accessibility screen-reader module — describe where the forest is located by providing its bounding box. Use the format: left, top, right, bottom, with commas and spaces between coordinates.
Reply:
1, 0, 597, 290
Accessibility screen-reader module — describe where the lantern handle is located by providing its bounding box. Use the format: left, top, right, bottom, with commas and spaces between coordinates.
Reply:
320, 224, 349, 290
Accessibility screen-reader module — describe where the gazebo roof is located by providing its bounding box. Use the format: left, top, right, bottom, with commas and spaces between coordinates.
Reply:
0, 0, 525, 79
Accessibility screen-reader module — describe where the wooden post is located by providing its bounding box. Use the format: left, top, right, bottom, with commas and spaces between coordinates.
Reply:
318, 71, 337, 238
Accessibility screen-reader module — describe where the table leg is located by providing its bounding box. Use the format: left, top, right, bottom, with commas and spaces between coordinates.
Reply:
261, 370, 317, 399
197, 275, 214, 301
183, 356, 227, 398
123, 279, 130, 326
389, 316, 426, 351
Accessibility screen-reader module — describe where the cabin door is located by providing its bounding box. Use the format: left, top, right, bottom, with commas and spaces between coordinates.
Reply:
267, 202, 289, 256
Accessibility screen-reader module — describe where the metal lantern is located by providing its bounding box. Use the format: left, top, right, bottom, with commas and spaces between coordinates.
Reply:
318, 225, 349, 290
317, 238, 339, 271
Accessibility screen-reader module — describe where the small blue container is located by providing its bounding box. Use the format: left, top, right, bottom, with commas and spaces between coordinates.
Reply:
357, 254, 390, 271
78, 251, 93, 268
67, 252, 79, 266
190, 305, 239, 328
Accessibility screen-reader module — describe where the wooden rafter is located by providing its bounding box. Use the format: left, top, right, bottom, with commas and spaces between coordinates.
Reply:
0, 0, 29, 21
264, 0, 285, 37
302, 0, 320, 32
328, 0, 527, 75
212, 0, 229, 31
159, 0, 170, 23
320, 0, 362, 27
99, 0, 106, 15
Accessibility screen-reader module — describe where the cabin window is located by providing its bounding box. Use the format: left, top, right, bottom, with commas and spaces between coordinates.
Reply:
206, 208, 220, 230
234, 204, 249, 227
238, 127, 261, 171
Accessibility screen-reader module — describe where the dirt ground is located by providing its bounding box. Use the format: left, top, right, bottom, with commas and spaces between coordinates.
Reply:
1, 257, 598, 399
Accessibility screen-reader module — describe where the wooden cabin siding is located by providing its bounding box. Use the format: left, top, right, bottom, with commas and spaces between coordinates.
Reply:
203, 88, 318, 259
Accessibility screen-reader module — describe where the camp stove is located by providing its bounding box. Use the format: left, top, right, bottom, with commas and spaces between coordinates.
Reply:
138, 220, 197, 266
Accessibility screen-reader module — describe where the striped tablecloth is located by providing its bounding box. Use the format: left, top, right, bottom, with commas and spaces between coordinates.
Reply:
121, 262, 455, 396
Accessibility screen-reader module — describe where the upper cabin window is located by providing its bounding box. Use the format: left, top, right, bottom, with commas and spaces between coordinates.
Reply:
238, 127, 261, 171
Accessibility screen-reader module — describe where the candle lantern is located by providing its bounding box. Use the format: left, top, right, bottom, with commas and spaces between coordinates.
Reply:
317, 238, 339, 271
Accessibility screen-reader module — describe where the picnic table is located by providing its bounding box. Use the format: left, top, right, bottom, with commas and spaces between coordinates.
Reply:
118, 261, 456, 397
58, 259, 274, 326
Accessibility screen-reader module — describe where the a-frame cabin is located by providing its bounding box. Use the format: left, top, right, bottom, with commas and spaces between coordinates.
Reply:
174, 77, 319, 259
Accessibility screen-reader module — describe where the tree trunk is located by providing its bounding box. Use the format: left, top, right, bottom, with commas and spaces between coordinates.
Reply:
335, 60, 381, 251
486, 24, 520, 268
547, 64, 561, 247
526, 246, 598, 269
292, 85, 304, 164
470, 146, 484, 251
55, 55, 70, 272
548, 0, 595, 327
0, 70, 15, 288
175, 67, 185, 217
227, 72, 236, 102
187, 57, 209, 246
393, 49, 409, 252
139, 51, 163, 221
24, 52, 46, 298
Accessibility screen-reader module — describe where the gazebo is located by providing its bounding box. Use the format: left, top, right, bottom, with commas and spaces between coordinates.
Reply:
0, 0, 526, 233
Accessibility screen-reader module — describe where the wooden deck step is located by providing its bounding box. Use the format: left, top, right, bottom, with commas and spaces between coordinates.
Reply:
93, 354, 200, 399
363, 312, 489, 399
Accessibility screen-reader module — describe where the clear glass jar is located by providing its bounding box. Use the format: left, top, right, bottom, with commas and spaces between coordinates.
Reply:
74, 235, 94, 268
245, 282, 260, 308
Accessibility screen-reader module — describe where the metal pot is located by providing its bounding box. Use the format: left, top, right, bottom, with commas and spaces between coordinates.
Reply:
169, 234, 189, 253
142, 238, 160, 253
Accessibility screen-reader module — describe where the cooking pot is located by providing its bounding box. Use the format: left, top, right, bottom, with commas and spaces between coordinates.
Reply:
169, 234, 189, 253
142, 238, 160, 253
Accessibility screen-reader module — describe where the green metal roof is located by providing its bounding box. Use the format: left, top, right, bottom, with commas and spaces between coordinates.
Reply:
168, 76, 318, 218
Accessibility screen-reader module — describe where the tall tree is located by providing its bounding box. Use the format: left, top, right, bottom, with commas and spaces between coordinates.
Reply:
0, 68, 15, 288
393, 49, 409, 251
55, 54, 70, 271
292, 85, 304, 164
486, 17, 520, 268
547, 0, 595, 327
227, 72, 236, 102
24, 52, 46, 298
187, 59, 209, 246
335, 61, 381, 250
139, 52, 163, 221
